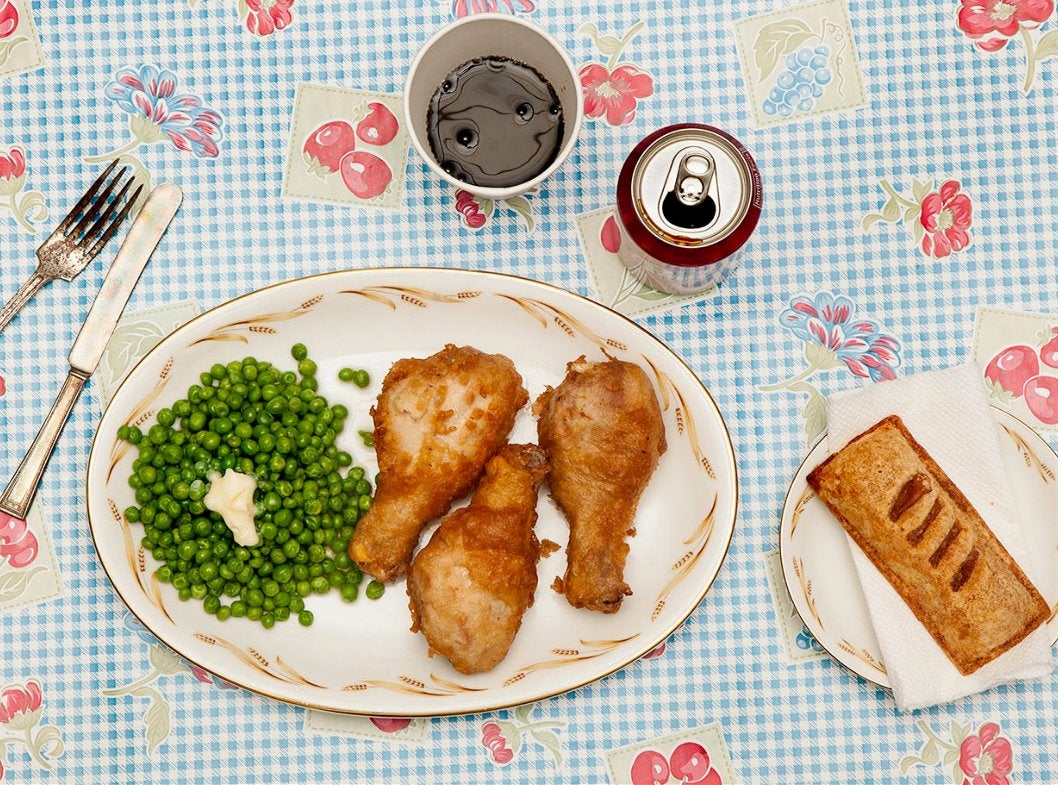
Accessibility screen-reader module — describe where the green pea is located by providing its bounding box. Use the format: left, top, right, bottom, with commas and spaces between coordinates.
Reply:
298, 610, 314, 626
352, 370, 370, 389
366, 580, 384, 600
291, 343, 308, 361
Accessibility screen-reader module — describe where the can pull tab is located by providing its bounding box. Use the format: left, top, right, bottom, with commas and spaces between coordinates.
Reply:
660, 149, 718, 231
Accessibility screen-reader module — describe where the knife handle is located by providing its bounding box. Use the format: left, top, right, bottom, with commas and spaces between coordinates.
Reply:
0, 370, 88, 519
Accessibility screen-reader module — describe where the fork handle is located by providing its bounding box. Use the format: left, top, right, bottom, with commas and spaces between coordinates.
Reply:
0, 369, 88, 519
0, 271, 49, 333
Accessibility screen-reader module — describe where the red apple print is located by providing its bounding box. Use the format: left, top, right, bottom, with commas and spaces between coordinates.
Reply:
669, 742, 719, 784
303, 120, 356, 175
339, 151, 392, 199
601, 214, 622, 253
356, 102, 400, 147
1040, 328, 1058, 369
369, 717, 411, 733
631, 750, 670, 785
985, 345, 1039, 397
1024, 375, 1058, 425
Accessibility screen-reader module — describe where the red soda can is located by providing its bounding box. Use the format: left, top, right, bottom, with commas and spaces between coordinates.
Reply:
615, 123, 762, 294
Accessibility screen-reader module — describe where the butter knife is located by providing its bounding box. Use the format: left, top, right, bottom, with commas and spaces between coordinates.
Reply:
0, 183, 183, 519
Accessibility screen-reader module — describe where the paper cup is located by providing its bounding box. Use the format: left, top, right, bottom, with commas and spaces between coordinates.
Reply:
404, 14, 584, 200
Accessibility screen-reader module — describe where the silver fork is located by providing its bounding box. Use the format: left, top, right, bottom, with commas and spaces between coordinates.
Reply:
0, 160, 142, 332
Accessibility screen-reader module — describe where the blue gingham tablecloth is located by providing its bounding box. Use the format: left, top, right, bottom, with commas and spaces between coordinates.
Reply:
1, 0, 1057, 782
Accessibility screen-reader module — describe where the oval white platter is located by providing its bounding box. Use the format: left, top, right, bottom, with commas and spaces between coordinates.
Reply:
779, 407, 1058, 687
87, 268, 737, 716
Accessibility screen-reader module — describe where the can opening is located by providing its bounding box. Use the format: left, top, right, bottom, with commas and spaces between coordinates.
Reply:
660, 150, 718, 231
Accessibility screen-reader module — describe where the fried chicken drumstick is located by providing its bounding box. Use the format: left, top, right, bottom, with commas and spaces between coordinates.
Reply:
406, 444, 549, 674
535, 358, 666, 612
349, 345, 528, 582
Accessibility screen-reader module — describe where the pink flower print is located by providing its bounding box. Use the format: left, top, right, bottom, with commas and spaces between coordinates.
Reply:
600, 214, 622, 253
959, 722, 1013, 785
0, 147, 25, 196
0, 0, 17, 38
580, 63, 654, 126
455, 189, 488, 229
957, 0, 1054, 49
0, 681, 42, 731
246, 0, 293, 36
919, 180, 972, 258
481, 722, 514, 764
0, 512, 38, 569
453, 0, 535, 16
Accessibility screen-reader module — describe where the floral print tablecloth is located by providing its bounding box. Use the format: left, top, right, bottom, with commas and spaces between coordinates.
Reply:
1, 0, 1057, 783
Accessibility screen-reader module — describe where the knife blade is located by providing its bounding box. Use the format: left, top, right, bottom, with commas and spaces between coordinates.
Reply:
69, 182, 183, 373
0, 183, 182, 518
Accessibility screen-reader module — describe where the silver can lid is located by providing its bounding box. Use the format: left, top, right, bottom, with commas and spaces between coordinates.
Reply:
631, 128, 754, 248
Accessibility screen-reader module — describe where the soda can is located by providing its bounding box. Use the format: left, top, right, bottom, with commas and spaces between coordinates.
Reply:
615, 123, 762, 295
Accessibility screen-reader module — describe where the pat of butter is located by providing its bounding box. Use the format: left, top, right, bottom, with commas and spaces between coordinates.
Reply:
204, 469, 260, 547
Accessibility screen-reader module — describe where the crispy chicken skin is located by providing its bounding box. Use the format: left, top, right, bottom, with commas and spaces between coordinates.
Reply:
406, 444, 549, 674
349, 345, 528, 582
534, 358, 666, 613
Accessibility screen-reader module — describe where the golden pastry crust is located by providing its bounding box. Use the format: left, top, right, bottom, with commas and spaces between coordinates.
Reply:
807, 415, 1049, 675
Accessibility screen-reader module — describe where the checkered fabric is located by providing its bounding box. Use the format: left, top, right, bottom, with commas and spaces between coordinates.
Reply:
1, 0, 1057, 783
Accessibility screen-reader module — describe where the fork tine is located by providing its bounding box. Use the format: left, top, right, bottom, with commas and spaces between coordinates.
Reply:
53, 159, 123, 236
77, 173, 136, 247
67, 166, 131, 240
83, 182, 143, 261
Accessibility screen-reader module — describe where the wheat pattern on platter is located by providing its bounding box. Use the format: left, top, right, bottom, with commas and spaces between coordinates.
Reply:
1000, 424, 1056, 484
109, 496, 172, 620
502, 636, 640, 686
837, 639, 887, 675
793, 556, 824, 631
789, 487, 814, 539
649, 365, 718, 480
342, 674, 486, 696
651, 494, 719, 621
339, 286, 481, 310
192, 634, 326, 688
495, 294, 628, 352
188, 295, 324, 346
106, 356, 175, 482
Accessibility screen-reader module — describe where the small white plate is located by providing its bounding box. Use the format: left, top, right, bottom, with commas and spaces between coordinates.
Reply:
778, 407, 1058, 687
87, 267, 737, 715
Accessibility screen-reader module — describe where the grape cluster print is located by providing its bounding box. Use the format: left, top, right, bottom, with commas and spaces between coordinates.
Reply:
762, 45, 832, 117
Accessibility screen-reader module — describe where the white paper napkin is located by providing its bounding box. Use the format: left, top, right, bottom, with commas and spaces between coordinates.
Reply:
826, 363, 1053, 710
